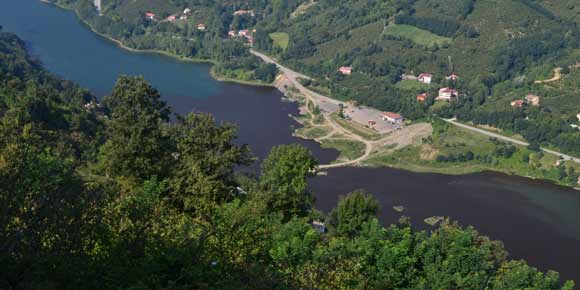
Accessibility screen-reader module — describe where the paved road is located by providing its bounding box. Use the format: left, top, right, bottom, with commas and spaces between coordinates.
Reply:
251, 50, 372, 168
252, 49, 580, 167
443, 118, 580, 164
251, 50, 343, 112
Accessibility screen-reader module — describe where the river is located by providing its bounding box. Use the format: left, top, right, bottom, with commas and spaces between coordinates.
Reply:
2, 0, 580, 283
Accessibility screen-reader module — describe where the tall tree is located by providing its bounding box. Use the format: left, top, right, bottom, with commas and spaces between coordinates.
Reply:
169, 113, 252, 215
259, 145, 317, 220
98, 76, 172, 182
329, 190, 380, 238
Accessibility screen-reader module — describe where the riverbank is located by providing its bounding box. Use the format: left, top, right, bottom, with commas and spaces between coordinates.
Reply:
43, 0, 580, 189
40, 0, 274, 89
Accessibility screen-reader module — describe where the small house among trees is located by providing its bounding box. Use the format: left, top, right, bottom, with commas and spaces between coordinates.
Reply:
418, 73, 432, 84
339, 66, 353, 75
525, 94, 540, 106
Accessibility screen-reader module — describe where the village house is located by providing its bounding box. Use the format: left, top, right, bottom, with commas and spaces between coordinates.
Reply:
183, 8, 192, 14
437, 87, 458, 100
446, 73, 459, 81
339, 66, 353, 75
418, 73, 432, 84
234, 9, 255, 17
197, 23, 206, 31
577, 113, 580, 123
238, 29, 250, 37
401, 73, 417, 81
145, 12, 156, 21
381, 112, 404, 124
525, 94, 540, 106
166, 14, 177, 21
511, 99, 525, 107
228, 30, 237, 37
180, 15, 188, 20
416, 93, 427, 102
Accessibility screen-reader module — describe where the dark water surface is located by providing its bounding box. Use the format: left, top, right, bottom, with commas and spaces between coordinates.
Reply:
2, 0, 580, 283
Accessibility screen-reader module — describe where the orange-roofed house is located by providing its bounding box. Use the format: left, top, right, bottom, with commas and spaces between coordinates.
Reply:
416, 93, 428, 102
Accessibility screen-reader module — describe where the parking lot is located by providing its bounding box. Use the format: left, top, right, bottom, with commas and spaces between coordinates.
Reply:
343, 105, 402, 134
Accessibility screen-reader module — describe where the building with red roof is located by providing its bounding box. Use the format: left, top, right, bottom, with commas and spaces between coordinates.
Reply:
339, 66, 353, 75
381, 112, 404, 123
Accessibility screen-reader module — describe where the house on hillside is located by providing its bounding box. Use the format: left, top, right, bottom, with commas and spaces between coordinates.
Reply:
339, 66, 353, 75
381, 112, 404, 124
418, 73, 432, 84
437, 87, 458, 100
183, 8, 192, 14
576, 113, 580, 123
446, 73, 459, 81
511, 100, 525, 108
238, 29, 250, 36
145, 12, 156, 21
228, 30, 237, 37
525, 94, 540, 106
180, 15, 189, 20
234, 9, 255, 16
166, 14, 177, 21
197, 23, 206, 31
416, 93, 428, 102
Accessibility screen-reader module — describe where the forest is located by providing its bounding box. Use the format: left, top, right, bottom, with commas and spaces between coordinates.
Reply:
0, 29, 575, 289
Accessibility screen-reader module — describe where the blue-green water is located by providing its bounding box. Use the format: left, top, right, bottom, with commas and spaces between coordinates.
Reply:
0, 0, 218, 98
2, 0, 580, 283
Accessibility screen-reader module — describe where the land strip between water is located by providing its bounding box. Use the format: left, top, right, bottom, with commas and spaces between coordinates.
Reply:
251, 50, 580, 188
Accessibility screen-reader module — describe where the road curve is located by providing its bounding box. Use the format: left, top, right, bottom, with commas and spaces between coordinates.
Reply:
252, 50, 580, 167
251, 49, 371, 168
443, 118, 580, 164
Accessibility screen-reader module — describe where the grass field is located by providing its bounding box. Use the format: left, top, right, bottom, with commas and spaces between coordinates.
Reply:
383, 24, 452, 47
321, 138, 366, 161
269, 32, 290, 50
363, 121, 580, 187
395, 79, 431, 91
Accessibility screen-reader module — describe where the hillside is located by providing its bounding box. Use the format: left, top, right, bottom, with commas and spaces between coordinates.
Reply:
0, 27, 576, 289
49, 0, 580, 157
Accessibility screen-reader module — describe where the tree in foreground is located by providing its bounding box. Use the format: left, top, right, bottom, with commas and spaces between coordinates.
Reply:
329, 190, 381, 238
259, 144, 317, 220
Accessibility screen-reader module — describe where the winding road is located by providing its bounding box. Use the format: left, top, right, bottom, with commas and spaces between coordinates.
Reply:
252, 50, 580, 168
251, 50, 373, 168
443, 118, 580, 164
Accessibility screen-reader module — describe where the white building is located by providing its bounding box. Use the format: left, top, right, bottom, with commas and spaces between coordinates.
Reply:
381, 112, 403, 124
437, 87, 458, 100
418, 73, 432, 84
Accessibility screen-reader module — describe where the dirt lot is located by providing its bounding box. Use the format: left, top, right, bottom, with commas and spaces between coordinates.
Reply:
344, 105, 401, 134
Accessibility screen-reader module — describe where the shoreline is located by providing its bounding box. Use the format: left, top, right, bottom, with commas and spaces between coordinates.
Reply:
40, 0, 274, 89
38, 1, 580, 190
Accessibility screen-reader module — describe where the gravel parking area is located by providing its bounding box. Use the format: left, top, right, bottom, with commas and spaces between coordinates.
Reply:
344, 105, 401, 134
